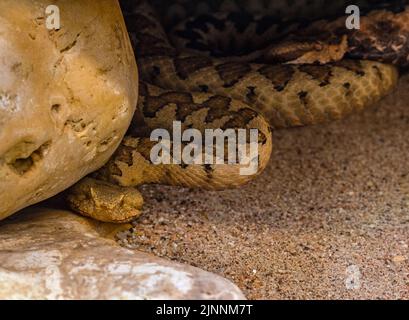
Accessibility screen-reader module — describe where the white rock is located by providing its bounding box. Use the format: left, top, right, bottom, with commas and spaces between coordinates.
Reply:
0, 207, 246, 300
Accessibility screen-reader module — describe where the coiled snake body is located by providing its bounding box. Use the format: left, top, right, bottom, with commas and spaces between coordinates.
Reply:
67, 0, 409, 222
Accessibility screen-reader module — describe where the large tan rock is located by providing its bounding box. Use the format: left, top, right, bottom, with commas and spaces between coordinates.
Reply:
0, 207, 245, 300
0, 0, 138, 220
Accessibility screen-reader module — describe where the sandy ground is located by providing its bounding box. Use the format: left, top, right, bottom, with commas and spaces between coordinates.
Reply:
115, 73, 409, 300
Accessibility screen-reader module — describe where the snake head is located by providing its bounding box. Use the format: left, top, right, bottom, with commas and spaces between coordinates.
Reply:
66, 177, 144, 223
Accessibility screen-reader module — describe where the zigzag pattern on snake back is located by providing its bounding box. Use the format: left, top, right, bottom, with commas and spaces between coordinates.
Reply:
67, 0, 409, 223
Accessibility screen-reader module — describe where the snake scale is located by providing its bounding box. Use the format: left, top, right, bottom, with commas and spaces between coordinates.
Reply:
66, 0, 409, 223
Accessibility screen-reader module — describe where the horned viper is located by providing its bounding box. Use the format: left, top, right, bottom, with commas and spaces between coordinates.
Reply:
67, 0, 409, 222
